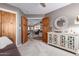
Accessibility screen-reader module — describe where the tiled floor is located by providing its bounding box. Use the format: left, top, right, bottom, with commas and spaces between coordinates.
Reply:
18, 39, 75, 56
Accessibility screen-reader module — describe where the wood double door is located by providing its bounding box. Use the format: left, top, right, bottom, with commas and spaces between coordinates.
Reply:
21, 16, 28, 43
42, 17, 50, 43
0, 11, 16, 44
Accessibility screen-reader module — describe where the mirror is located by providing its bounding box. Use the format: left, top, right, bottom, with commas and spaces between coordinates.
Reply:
54, 16, 68, 30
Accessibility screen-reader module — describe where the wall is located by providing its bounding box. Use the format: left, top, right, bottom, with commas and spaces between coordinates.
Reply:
28, 19, 42, 26
46, 3, 79, 34
0, 3, 24, 45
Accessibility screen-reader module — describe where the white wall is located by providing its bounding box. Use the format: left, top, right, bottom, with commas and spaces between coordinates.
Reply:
46, 3, 79, 34
0, 3, 24, 45
28, 18, 42, 26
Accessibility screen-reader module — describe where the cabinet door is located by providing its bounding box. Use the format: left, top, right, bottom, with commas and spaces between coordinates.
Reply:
21, 16, 28, 43
2, 11, 16, 44
48, 33, 53, 44
68, 36, 74, 50
60, 35, 66, 47
0, 11, 1, 36
53, 34, 58, 44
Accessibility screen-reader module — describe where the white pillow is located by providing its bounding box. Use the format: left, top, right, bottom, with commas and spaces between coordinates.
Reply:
0, 36, 13, 49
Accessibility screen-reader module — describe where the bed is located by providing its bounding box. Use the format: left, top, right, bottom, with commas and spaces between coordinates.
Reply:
0, 36, 21, 56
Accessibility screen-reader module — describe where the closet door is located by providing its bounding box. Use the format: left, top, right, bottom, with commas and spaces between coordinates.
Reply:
0, 11, 1, 37
21, 16, 28, 43
8, 13, 16, 43
2, 11, 16, 44
42, 17, 50, 43
2, 11, 9, 37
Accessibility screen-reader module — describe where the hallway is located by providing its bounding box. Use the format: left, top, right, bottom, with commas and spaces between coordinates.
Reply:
18, 39, 75, 56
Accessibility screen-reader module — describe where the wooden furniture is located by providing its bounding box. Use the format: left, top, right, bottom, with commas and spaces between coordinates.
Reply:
21, 16, 28, 43
42, 17, 50, 43
0, 11, 16, 44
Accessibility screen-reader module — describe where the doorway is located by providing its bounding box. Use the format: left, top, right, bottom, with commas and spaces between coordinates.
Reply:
27, 17, 50, 43
21, 16, 50, 44
28, 19, 42, 41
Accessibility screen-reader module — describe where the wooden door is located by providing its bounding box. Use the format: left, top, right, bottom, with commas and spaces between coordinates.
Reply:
21, 16, 28, 43
0, 11, 1, 37
8, 13, 16, 43
2, 11, 16, 44
2, 11, 10, 37
42, 17, 50, 43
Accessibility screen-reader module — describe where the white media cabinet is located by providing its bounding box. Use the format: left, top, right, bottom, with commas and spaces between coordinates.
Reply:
48, 32, 79, 55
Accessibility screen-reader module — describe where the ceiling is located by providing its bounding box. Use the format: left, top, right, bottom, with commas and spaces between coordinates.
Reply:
9, 3, 70, 15
8, 3, 71, 26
